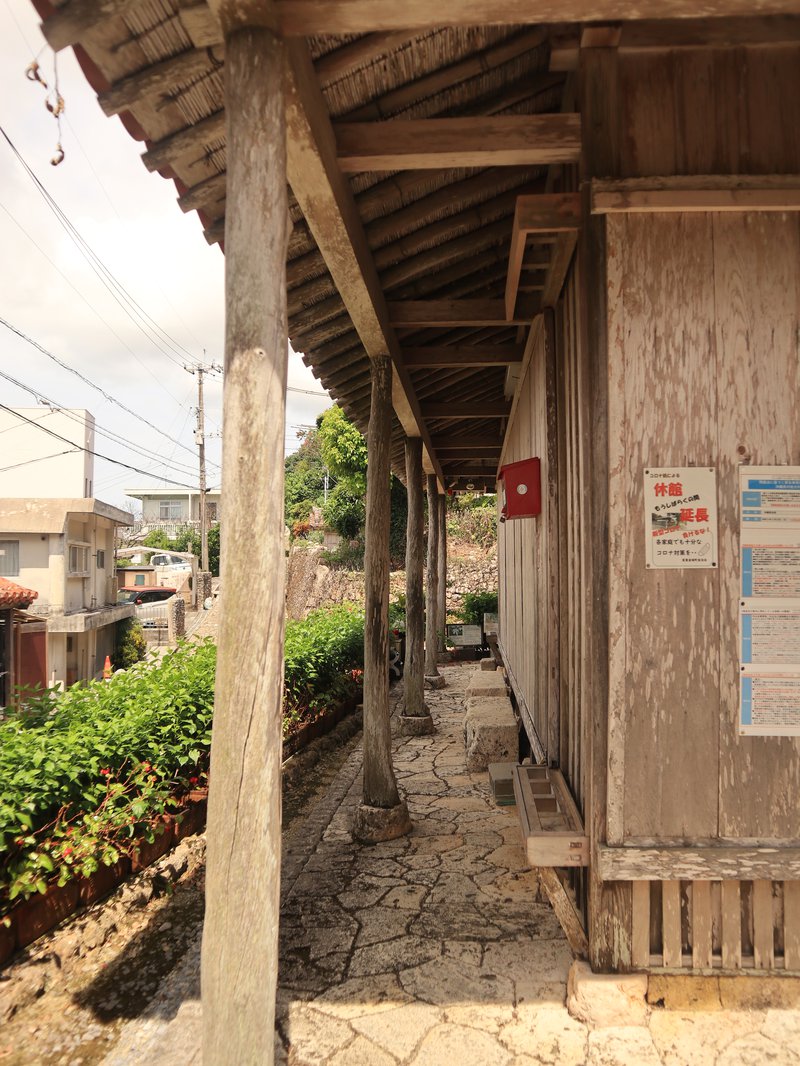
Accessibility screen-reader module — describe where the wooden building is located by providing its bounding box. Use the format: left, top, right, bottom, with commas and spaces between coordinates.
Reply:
31, 0, 800, 1058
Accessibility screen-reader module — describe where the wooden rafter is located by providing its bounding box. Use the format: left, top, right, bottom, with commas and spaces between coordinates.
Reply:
335, 115, 581, 171
403, 349, 522, 370
42, 3, 800, 52
421, 402, 511, 419
390, 300, 538, 328
505, 193, 581, 319
431, 434, 503, 450
283, 41, 441, 478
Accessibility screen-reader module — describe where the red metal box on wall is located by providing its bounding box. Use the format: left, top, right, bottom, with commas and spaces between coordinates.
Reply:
499, 457, 541, 520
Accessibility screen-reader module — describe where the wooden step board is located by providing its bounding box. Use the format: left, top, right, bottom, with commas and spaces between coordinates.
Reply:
512, 764, 589, 958
512, 765, 588, 867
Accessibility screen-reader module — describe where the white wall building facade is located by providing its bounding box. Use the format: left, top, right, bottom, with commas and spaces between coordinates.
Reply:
0, 409, 95, 498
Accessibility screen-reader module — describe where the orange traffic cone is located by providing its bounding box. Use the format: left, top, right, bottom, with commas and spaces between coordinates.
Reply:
103, 655, 112, 680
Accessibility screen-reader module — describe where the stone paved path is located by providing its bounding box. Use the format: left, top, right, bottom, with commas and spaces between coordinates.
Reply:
105, 662, 800, 1065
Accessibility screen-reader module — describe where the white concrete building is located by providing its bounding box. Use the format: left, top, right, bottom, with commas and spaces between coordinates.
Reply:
0, 498, 134, 688
124, 487, 221, 537
0, 408, 96, 498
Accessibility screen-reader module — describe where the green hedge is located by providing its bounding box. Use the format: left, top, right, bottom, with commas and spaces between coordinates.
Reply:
1, 604, 367, 911
284, 603, 364, 718
0, 640, 216, 909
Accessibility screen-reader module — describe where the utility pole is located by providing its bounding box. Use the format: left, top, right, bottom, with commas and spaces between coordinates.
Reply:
186, 360, 221, 572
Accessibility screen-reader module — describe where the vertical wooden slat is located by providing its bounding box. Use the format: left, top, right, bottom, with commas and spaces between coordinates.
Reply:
721, 880, 742, 970
784, 881, 800, 971
692, 880, 713, 970
753, 880, 775, 970
631, 881, 651, 969
662, 881, 683, 969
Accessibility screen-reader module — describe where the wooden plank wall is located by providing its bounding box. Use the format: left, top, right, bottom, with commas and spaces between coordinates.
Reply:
498, 318, 551, 756
600, 43, 800, 973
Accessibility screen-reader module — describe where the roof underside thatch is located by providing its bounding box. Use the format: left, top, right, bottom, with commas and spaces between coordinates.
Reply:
33, 2, 635, 486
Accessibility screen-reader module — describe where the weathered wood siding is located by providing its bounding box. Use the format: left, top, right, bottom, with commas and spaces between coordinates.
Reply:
599, 44, 800, 972
498, 316, 552, 759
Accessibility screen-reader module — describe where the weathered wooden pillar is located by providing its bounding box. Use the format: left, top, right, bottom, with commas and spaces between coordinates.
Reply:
201, 23, 288, 1066
580, 46, 632, 972
424, 477, 444, 684
398, 436, 433, 735
354, 354, 412, 842
436, 488, 447, 654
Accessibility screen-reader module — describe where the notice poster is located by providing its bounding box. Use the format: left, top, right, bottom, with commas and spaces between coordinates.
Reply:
739, 467, 800, 736
644, 467, 718, 569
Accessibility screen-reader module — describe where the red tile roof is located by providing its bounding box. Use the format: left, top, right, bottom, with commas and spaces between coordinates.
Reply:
0, 577, 38, 609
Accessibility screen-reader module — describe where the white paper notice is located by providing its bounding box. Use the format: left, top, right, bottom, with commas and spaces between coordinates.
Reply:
739, 467, 800, 736
644, 467, 718, 569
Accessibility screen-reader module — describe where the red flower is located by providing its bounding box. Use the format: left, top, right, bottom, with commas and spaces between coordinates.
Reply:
189, 776, 199, 785
62, 846, 74, 857
100, 768, 111, 777
141, 761, 152, 772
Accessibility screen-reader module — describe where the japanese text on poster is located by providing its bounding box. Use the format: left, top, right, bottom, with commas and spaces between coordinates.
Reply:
739, 466, 800, 736
644, 467, 718, 569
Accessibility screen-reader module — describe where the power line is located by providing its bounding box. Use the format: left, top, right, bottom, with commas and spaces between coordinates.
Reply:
0, 404, 204, 489
0, 124, 202, 370
0, 367, 206, 478
0, 199, 190, 409
0, 316, 221, 470
0, 447, 78, 474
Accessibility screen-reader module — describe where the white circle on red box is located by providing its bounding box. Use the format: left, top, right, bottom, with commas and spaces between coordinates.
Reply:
517, 484, 528, 495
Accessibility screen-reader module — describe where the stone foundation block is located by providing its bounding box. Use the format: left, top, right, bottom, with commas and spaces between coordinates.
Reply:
397, 713, 435, 736
567, 960, 649, 1028
479, 658, 497, 671
466, 670, 507, 699
353, 800, 412, 844
464, 696, 518, 772
425, 674, 447, 690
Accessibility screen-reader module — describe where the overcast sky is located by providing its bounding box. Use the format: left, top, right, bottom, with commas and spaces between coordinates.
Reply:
0, 2, 332, 512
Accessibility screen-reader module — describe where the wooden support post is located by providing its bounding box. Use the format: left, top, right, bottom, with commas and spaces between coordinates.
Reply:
424, 477, 443, 683
398, 436, 433, 735
201, 25, 287, 1066
437, 488, 447, 656
354, 354, 412, 841
580, 45, 632, 973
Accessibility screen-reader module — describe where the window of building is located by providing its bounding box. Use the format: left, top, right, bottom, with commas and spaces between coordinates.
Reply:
68, 544, 90, 575
134, 574, 145, 586
0, 540, 19, 577
96, 549, 106, 569
159, 499, 183, 521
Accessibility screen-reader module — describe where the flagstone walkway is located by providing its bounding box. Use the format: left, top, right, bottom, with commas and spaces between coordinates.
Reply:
105, 661, 800, 1065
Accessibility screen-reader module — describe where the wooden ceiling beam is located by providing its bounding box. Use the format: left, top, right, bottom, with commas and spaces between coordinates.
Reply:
422, 402, 511, 419
314, 31, 418, 86
97, 47, 222, 118
343, 28, 547, 121
403, 345, 523, 367
506, 192, 581, 318
284, 41, 440, 477
431, 435, 503, 450
142, 110, 225, 173
335, 115, 581, 171
390, 298, 538, 327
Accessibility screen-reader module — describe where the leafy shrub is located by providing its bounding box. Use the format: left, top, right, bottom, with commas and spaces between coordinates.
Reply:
323, 484, 365, 540
388, 593, 406, 630
113, 618, 147, 669
459, 590, 498, 625
321, 539, 365, 571
447, 504, 496, 549
283, 604, 364, 726
0, 640, 215, 910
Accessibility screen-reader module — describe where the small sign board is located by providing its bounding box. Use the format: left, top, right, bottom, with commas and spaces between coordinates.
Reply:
644, 466, 718, 569
739, 466, 800, 736
446, 623, 483, 647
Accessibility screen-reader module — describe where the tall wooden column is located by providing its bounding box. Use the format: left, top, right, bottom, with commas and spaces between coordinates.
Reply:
354, 354, 412, 842
437, 489, 447, 654
580, 45, 632, 972
201, 24, 288, 1066
424, 477, 443, 683
398, 436, 433, 734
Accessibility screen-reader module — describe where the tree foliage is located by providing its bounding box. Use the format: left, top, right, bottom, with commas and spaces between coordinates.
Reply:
285, 426, 327, 525
317, 405, 367, 493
